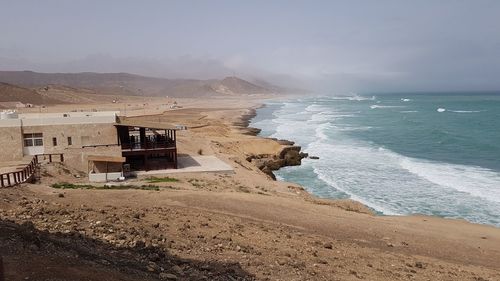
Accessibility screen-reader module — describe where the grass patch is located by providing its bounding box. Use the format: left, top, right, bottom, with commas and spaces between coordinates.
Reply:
51, 182, 160, 191
145, 176, 179, 183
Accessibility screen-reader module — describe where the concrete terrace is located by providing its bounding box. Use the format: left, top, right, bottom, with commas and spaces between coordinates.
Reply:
135, 155, 234, 175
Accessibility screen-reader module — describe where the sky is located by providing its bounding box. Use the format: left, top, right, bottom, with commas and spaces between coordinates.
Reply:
1, 0, 500, 93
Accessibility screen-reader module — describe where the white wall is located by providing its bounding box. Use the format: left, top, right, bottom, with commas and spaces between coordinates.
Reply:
0, 119, 21, 127
89, 172, 123, 182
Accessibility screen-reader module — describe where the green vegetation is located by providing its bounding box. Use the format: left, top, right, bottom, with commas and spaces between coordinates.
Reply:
145, 176, 179, 183
51, 182, 160, 191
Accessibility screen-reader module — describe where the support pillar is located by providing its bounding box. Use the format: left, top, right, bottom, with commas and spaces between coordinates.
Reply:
140, 127, 146, 148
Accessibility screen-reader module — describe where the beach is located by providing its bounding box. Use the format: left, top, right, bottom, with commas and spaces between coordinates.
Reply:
1, 96, 500, 281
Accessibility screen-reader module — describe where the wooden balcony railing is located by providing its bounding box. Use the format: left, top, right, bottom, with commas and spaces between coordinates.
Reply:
121, 141, 176, 151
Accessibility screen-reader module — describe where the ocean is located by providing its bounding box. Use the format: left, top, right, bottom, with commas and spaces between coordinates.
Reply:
250, 93, 500, 227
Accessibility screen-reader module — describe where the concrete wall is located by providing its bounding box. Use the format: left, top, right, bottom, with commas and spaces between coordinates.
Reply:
21, 123, 121, 172
20, 111, 119, 118
0, 126, 23, 161
92, 161, 122, 173
0, 112, 122, 171
89, 172, 123, 182
19, 115, 116, 126
66, 145, 123, 172
22, 123, 118, 150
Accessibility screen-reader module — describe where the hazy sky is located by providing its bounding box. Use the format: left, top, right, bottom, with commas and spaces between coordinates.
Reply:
1, 0, 500, 93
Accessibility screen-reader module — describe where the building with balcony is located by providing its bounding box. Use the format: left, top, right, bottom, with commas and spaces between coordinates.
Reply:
0, 110, 178, 182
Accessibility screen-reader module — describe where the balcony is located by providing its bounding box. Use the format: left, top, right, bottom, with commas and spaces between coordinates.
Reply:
121, 140, 176, 151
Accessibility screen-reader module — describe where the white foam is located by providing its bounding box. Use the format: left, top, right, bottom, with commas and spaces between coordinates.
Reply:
314, 123, 330, 141
400, 110, 419, 113
400, 158, 500, 203
401, 98, 412, 102
333, 125, 373, 131
330, 95, 376, 101
449, 110, 482, 113
305, 104, 329, 112
263, 98, 500, 226
313, 166, 400, 215
371, 105, 405, 109
436, 108, 483, 113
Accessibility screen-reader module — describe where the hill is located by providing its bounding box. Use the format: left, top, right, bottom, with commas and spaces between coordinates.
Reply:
210, 76, 271, 95
0, 71, 276, 98
0, 82, 63, 107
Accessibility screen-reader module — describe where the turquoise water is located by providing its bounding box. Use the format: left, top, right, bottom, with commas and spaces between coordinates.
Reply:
251, 93, 500, 227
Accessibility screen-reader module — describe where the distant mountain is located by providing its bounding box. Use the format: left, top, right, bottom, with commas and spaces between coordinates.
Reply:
0, 71, 277, 97
0, 82, 63, 106
210, 76, 271, 95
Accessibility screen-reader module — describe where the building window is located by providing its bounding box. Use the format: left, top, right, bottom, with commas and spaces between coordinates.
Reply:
52, 137, 57, 146
23, 133, 43, 147
67, 137, 72, 145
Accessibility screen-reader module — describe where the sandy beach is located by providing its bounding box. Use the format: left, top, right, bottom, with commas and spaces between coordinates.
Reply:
1, 96, 500, 281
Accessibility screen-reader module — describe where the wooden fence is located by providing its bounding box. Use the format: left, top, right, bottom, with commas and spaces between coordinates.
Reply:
0, 153, 63, 188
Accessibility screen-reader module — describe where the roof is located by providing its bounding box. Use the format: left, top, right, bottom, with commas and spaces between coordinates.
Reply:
116, 118, 177, 130
87, 155, 126, 163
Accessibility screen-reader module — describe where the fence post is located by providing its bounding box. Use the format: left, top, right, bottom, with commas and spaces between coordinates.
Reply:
0, 174, 4, 187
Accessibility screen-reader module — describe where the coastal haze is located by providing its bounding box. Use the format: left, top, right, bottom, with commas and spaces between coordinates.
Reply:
1, 1, 500, 281
2, 1, 500, 92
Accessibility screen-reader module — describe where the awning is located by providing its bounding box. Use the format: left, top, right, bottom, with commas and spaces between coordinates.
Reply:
116, 117, 177, 130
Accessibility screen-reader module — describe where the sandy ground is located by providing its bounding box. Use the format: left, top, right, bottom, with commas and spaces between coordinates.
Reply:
1, 96, 500, 281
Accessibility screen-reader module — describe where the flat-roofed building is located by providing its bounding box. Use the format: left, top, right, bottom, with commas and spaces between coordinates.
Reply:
0, 111, 122, 172
0, 110, 178, 183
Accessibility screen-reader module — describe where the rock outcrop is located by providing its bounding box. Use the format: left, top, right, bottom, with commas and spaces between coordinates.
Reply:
247, 145, 308, 180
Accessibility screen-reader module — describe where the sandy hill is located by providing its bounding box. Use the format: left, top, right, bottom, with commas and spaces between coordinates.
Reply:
0, 71, 278, 98
210, 76, 271, 95
0, 82, 63, 107
35, 84, 116, 104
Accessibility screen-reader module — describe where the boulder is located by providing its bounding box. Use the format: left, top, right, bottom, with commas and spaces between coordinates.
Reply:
279, 146, 302, 159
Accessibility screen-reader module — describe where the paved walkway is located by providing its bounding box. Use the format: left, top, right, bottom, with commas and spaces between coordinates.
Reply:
136, 155, 234, 175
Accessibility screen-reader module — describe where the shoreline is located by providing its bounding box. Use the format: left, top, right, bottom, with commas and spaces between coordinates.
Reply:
1, 96, 500, 280
242, 97, 500, 229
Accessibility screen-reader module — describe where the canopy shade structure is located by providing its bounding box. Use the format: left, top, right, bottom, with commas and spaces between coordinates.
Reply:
116, 116, 177, 131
